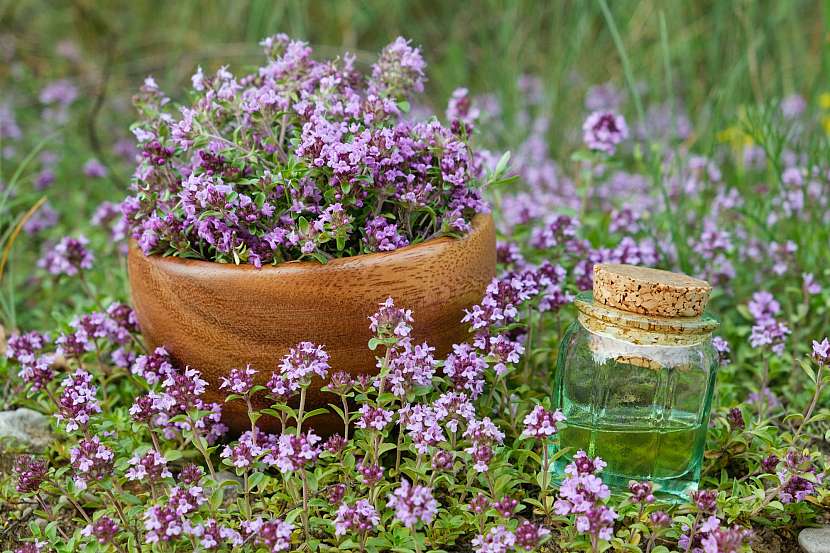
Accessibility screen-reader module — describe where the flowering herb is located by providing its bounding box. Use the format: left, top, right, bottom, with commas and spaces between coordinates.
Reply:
123, 35, 504, 267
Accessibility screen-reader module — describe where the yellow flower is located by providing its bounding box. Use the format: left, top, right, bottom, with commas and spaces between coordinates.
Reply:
716, 125, 752, 148
819, 93, 830, 110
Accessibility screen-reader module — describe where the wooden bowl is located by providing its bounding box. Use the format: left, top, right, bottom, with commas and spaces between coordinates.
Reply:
127, 213, 496, 434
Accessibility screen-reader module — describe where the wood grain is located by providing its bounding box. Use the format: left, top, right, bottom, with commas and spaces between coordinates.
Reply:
128, 213, 496, 434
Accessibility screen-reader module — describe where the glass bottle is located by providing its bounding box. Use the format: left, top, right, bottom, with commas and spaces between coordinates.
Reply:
552, 264, 719, 500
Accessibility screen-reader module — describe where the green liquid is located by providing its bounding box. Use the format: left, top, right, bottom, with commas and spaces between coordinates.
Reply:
552, 409, 707, 500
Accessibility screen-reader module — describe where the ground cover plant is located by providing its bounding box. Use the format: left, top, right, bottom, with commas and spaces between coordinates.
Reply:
1, 2, 829, 552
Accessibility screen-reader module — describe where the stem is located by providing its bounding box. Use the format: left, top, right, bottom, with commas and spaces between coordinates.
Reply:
147, 423, 162, 454
246, 396, 258, 445
413, 532, 423, 553
395, 427, 404, 474
296, 387, 307, 436
188, 416, 216, 479
684, 512, 701, 553
105, 488, 130, 532
35, 494, 69, 540
243, 471, 251, 517
51, 481, 92, 525
341, 395, 350, 441
301, 470, 311, 541
541, 439, 550, 515
793, 363, 825, 443
645, 532, 657, 553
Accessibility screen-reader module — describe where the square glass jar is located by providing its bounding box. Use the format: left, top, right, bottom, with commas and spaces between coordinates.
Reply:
551, 292, 720, 500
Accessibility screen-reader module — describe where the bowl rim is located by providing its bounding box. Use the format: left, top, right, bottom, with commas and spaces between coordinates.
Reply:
128, 212, 494, 273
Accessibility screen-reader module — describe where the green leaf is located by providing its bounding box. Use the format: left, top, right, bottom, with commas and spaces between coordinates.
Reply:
248, 471, 267, 490
800, 359, 817, 384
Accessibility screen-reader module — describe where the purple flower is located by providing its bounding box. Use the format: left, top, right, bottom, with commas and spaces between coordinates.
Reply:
575, 504, 618, 541
356, 404, 394, 431
649, 511, 671, 527
357, 459, 384, 486
628, 481, 655, 504
554, 452, 610, 516
185, 519, 243, 549
447, 87, 479, 131
464, 417, 505, 473
749, 317, 790, 355
369, 36, 426, 99
161, 366, 208, 411
38, 235, 94, 276
712, 336, 731, 366
363, 216, 410, 252
39, 79, 78, 106
23, 202, 58, 235
727, 407, 745, 430
15, 456, 48, 494
748, 291, 781, 320
56, 369, 101, 432
83, 158, 108, 178
583, 111, 628, 154
475, 333, 525, 375
266, 431, 321, 473
70, 436, 114, 490
328, 483, 347, 503
126, 449, 172, 482
324, 434, 346, 454
431, 450, 454, 471
385, 340, 436, 396
334, 499, 379, 537
514, 520, 550, 551
468, 493, 490, 514
812, 337, 830, 365
220, 364, 257, 395
522, 405, 565, 439
6, 331, 49, 366
692, 489, 718, 513
803, 273, 822, 296
777, 450, 823, 504
585, 82, 624, 111
781, 94, 806, 119
700, 525, 752, 553
178, 464, 204, 486
443, 343, 488, 399
399, 403, 446, 454
221, 437, 258, 469
472, 525, 516, 553
81, 516, 119, 544
681, 515, 750, 553
13, 542, 47, 553
241, 517, 294, 551
18, 354, 55, 392
492, 496, 519, 518
273, 342, 329, 393
369, 297, 413, 339
144, 505, 184, 543
747, 387, 781, 410
387, 479, 439, 528
761, 454, 779, 474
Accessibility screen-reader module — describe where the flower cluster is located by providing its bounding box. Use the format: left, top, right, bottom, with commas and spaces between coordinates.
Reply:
747, 291, 790, 355
125, 36, 493, 267
387, 479, 439, 528
555, 452, 617, 542
37, 235, 94, 276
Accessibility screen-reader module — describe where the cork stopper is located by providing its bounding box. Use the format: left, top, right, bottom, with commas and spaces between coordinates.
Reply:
593, 263, 711, 318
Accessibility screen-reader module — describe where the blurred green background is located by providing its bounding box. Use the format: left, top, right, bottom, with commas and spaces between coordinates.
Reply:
3, 0, 827, 152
